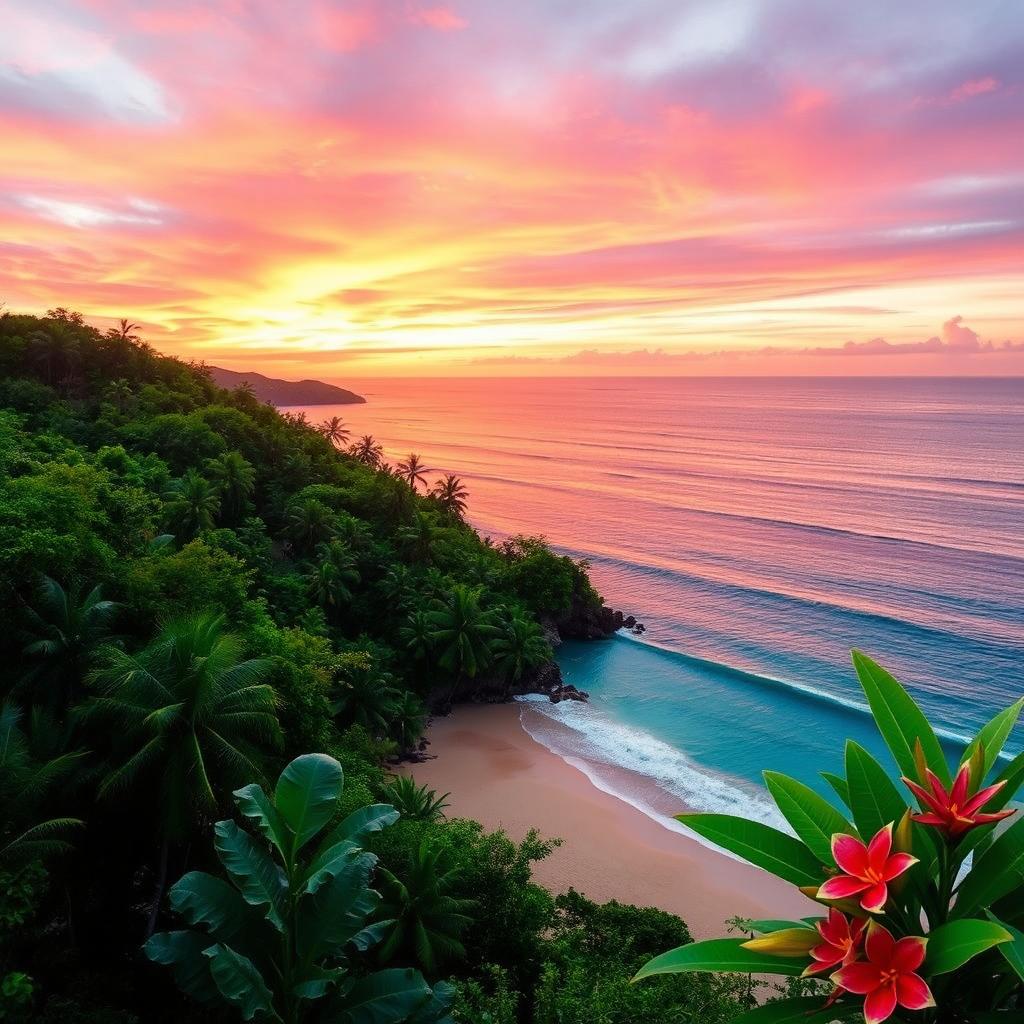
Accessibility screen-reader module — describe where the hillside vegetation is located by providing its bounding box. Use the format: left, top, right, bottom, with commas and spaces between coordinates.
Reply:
0, 308, 750, 1023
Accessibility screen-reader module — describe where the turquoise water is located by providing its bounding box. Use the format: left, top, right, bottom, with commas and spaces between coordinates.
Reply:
292, 376, 1023, 828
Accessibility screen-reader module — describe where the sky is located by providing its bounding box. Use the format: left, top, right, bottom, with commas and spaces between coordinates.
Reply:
1, 0, 1023, 377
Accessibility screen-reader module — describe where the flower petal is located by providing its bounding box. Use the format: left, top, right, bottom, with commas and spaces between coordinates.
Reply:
896, 973, 935, 1011
865, 922, 896, 963
819, 908, 847, 944
962, 779, 1007, 817
860, 881, 889, 914
832, 962, 882, 995
975, 810, 1016, 826
810, 942, 843, 964
866, 823, 893, 871
882, 852, 918, 881
819, 876, 871, 900
910, 812, 948, 828
865, 982, 898, 1024
925, 769, 949, 805
902, 776, 943, 815
951, 763, 970, 806
832, 833, 869, 876
891, 936, 927, 973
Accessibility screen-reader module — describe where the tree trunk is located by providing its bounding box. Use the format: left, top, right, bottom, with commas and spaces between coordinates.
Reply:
145, 839, 170, 939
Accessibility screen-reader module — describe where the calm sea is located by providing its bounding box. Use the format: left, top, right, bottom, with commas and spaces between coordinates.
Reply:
289, 377, 1024, 832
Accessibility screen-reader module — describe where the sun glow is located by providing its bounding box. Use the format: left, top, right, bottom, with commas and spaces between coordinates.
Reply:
1, 1, 1022, 376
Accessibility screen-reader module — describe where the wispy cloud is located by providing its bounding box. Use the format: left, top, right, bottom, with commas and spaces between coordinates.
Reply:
0, 1, 1022, 374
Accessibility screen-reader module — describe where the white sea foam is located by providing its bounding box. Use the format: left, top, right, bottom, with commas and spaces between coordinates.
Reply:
515, 696, 790, 855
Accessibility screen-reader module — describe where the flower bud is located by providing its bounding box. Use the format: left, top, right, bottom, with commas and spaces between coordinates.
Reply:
741, 928, 819, 957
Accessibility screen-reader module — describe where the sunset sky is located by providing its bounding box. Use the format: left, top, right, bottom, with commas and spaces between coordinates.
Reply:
2, 0, 1023, 376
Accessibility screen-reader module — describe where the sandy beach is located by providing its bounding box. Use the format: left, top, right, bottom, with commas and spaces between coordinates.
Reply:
399, 702, 811, 939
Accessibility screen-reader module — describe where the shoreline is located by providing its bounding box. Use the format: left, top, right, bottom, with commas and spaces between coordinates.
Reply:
399, 702, 811, 939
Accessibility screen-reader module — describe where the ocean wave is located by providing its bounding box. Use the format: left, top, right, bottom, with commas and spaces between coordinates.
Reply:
615, 633, 996, 755
515, 696, 790, 843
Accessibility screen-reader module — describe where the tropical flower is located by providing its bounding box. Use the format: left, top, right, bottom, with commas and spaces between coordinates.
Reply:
902, 762, 1015, 839
832, 923, 934, 1024
817, 824, 917, 914
803, 908, 866, 976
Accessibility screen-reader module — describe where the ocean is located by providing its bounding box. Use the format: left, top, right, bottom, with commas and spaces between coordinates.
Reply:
288, 377, 1024, 834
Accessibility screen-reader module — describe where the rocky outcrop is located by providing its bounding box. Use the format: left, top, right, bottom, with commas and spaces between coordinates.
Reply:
546, 604, 643, 642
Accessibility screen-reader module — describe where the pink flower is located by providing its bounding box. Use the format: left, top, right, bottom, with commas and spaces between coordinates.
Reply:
803, 908, 866, 976
902, 763, 1015, 838
832, 923, 934, 1024
817, 824, 917, 914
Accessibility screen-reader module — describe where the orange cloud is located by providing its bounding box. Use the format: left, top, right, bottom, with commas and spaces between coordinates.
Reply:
0, 1, 1021, 376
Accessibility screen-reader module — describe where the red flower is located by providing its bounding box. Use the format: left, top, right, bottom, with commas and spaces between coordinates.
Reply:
803, 908, 866, 976
832, 923, 934, 1024
817, 823, 917, 914
902, 763, 1015, 838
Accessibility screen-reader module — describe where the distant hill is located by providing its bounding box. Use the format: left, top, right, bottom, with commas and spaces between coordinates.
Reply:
208, 366, 365, 405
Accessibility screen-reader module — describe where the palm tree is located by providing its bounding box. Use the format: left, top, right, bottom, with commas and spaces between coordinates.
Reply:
318, 416, 351, 449
426, 585, 498, 703
116, 318, 141, 344
431, 474, 469, 519
376, 839, 475, 977
19, 576, 119, 708
397, 453, 430, 492
330, 659, 400, 737
349, 434, 384, 468
0, 702, 85, 869
102, 377, 133, 414
284, 497, 337, 553
384, 776, 449, 822
490, 610, 551, 697
397, 511, 440, 564
85, 612, 281, 933
205, 451, 256, 523
399, 608, 434, 666
388, 691, 428, 754
163, 469, 221, 537
306, 540, 361, 614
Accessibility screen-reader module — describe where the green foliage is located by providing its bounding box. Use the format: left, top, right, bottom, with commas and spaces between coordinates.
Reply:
637, 652, 1024, 1021
146, 753, 450, 1023
85, 612, 282, 840
384, 778, 450, 823
535, 891, 749, 1024
376, 838, 475, 976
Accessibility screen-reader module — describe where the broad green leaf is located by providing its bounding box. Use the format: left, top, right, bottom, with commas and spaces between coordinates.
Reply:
169, 871, 254, 947
633, 938, 808, 980
342, 967, 435, 1024
821, 771, 851, 809
851, 650, 949, 785
293, 964, 343, 1001
844, 741, 908, 841
304, 804, 398, 892
985, 911, 1024, 982
955, 815, 1024, 916
923, 918, 1011, 975
676, 814, 824, 887
275, 753, 343, 856
204, 943, 278, 1022
764, 770, 853, 864
213, 820, 287, 930
144, 930, 218, 1003
964, 699, 1024, 783
992, 749, 1024, 808
730, 996, 863, 1023
321, 803, 399, 848
348, 920, 393, 953
297, 848, 380, 962
234, 783, 292, 857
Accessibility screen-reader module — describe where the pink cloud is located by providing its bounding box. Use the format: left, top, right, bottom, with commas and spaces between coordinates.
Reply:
408, 5, 467, 32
